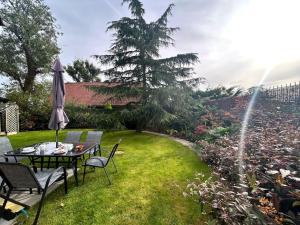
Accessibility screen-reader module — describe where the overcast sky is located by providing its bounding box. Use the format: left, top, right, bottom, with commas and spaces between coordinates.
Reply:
32, 0, 300, 88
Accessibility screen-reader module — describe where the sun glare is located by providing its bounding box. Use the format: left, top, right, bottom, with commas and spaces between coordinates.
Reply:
223, 0, 300, 66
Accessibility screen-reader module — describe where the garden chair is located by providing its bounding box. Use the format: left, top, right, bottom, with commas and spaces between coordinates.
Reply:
47, 131, 83, 168
60, 131, 83, 167
64, 131, 82, 143
84, 131, 103, 156
82, 139, 121, 185
0, 162, 67, 225
0, 136, 20, 163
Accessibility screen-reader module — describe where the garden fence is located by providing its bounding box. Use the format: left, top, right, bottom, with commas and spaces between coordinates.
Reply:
260, 81, 300, 104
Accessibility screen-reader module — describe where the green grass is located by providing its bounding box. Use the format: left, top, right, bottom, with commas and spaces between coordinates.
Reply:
8, 130, 211, 225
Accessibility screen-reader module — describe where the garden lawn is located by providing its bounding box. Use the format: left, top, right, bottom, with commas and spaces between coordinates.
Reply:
8, 130, 211, 225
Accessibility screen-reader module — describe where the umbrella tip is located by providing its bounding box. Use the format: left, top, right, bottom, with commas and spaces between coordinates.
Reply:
52, 57, 64, 72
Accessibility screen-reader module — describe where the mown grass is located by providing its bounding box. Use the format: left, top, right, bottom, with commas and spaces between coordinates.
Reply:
8, 130, 211, 225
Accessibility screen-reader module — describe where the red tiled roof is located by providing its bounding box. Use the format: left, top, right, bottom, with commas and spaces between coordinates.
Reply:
65, 82, 139, 107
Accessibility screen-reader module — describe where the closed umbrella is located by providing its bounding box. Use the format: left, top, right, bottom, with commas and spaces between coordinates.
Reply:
48, 58, 69, 148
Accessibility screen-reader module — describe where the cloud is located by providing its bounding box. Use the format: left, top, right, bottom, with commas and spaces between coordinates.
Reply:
40, 0, 300, 87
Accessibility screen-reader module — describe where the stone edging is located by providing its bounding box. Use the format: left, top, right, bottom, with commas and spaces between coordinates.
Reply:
142, 131, 197, 152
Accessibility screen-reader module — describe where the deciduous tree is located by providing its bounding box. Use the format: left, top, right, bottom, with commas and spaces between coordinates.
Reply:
0, 0, 60, 92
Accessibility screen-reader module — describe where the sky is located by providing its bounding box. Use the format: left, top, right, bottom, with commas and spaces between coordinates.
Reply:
5, 0, 300, 89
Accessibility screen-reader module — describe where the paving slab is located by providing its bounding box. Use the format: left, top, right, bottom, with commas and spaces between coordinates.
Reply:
142, 131, 196, 149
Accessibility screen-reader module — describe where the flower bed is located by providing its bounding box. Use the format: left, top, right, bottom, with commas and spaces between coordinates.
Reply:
186, 98, 300, 224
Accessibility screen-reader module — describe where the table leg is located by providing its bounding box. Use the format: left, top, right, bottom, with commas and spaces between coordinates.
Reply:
41, 156, 44, 171
55, 156, 59, 168
71, 157, 79, 186
47, 157, 51, 169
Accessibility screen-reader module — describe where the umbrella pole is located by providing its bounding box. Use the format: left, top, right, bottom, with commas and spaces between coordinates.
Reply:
56, 129, 59, 148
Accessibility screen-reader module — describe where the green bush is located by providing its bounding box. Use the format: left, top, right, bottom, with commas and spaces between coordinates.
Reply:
192, 126, 231, 143
3, 82, 52, 130
65, 104, 124, 130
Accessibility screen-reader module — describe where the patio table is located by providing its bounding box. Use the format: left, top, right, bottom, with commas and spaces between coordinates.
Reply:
4, 142, 96, 186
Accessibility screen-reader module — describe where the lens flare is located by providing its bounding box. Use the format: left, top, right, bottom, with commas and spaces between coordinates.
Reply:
238, 66, 273, 183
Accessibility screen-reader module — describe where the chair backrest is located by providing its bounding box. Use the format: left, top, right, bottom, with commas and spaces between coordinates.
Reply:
0, 137, 14, 162
0, 162, 40, 189
107, 139, 122, 163
0, 137, 13, 155
85, 131, 103, 145
64, 131, 82, 143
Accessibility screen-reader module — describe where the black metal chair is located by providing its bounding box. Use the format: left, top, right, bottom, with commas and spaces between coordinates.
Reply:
82, 140, 121, 185
61, 131, 83, 166
84, 131, 103, 156
0, 136, 20, 162
64, 131, 82, 143
0, 156, 6, 193
0, 162, 67, 225
0, 137, 22, 191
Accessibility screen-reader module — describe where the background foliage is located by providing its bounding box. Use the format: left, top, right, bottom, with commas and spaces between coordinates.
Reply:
2, 81, 52, 130
65, 59, 101, 82
65, 104, 124, 130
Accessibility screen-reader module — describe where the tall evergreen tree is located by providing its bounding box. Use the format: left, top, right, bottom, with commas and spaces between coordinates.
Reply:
94, 0, 202, 129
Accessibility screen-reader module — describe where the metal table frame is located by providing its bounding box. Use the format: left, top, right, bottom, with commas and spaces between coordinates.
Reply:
4, 143, 96, 186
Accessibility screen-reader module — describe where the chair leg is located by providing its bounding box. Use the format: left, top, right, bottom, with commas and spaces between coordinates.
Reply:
33, 189, 47, 225
0, 180, 5, 192
82, 165, 87, 184
112, 158, 117, 173
63, 168, 68, 194
103, 167, 111, 185
2, 189, 12, 209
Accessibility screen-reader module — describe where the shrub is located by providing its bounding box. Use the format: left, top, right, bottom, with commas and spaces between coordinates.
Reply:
65, 104, 124, 130
184, 173, 265, 225
194, 124, 207, 135
3, 82, 52, 130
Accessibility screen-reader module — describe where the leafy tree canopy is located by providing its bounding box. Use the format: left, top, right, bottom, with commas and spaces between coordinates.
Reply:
0, 0, 60, 92
65, 59, 101, 82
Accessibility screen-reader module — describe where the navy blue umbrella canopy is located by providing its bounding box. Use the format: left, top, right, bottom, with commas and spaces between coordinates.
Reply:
48, 58, 69, 147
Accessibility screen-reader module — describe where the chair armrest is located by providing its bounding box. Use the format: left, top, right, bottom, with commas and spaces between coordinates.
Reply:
43, 166, 67, 191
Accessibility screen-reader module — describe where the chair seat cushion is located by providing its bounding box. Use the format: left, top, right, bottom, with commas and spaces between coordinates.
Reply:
85, 157, 107, 167
34, 169, 64, 189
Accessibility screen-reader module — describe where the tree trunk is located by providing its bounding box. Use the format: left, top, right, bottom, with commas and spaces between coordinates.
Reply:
23, 46, 36, 92
23, 73, 36, 92
135, 63, 147, 132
